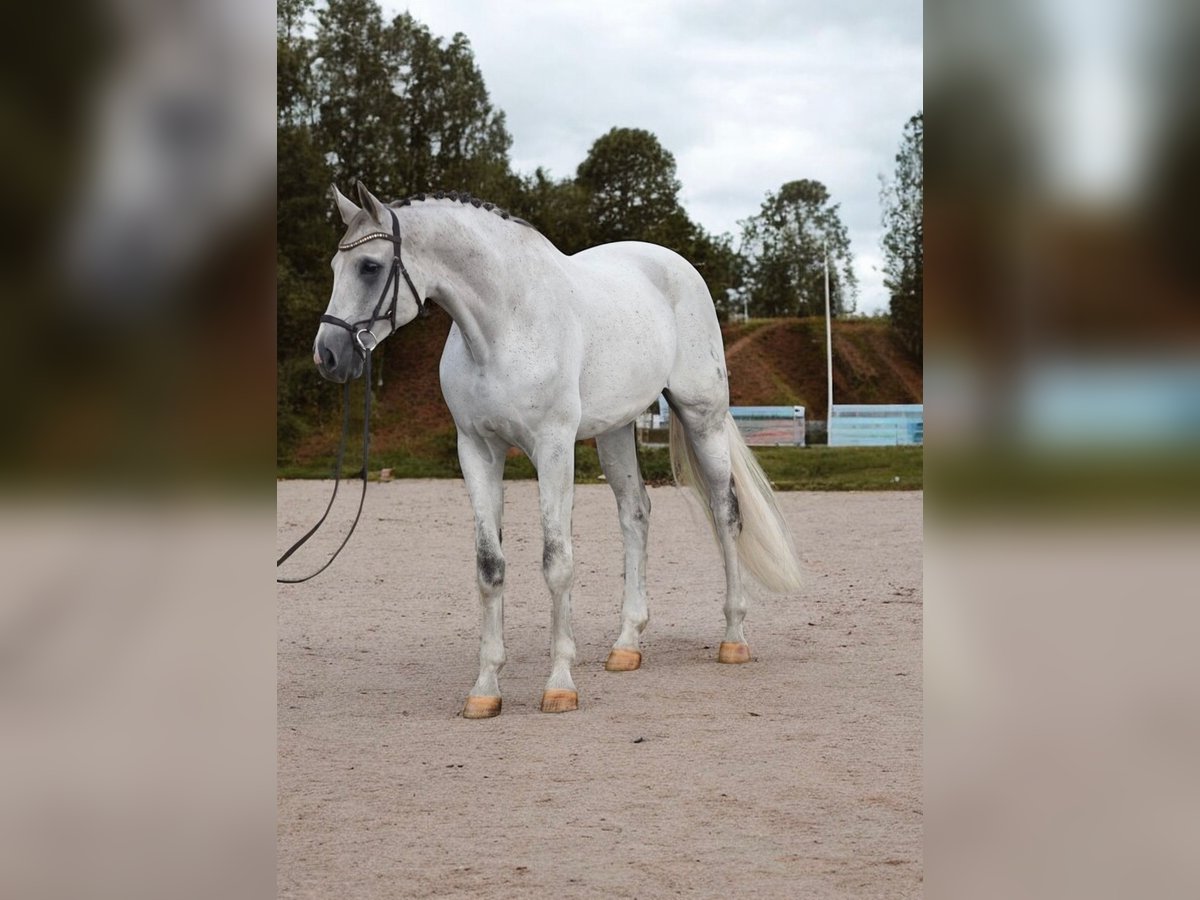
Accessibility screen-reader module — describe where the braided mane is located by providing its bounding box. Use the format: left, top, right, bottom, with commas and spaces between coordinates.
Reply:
388, 190, 533, 228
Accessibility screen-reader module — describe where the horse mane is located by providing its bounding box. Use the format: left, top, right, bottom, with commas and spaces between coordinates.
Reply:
389, 190, 534, 229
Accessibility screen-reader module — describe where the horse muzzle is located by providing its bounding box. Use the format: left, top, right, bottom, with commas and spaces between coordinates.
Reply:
313, 328, 364, 383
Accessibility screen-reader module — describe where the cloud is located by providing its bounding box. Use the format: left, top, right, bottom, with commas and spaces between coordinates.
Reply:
387, 0, 921, 312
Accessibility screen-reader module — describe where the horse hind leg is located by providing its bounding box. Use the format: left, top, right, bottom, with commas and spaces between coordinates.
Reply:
666, 402, 752, 663
596, 423, 651, 672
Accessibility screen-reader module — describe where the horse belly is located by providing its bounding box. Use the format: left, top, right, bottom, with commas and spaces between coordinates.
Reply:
575, 305, 675, 439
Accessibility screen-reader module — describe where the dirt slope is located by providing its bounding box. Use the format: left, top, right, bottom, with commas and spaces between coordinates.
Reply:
289, 312, 922, 465
722, 318, 922, 418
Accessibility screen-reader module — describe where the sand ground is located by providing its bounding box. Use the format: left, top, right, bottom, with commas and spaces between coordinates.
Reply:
277, 480, 922, 898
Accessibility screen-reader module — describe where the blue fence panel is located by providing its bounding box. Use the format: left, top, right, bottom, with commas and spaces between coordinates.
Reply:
829, 404, 924, 446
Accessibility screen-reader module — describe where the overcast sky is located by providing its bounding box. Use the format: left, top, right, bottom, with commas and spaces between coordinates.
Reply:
386, 0, 922, 313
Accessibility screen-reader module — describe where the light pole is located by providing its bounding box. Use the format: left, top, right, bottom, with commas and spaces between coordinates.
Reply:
824, 241, 833, 426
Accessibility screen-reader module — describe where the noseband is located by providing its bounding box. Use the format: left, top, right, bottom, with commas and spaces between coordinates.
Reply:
320, 207, 425, 356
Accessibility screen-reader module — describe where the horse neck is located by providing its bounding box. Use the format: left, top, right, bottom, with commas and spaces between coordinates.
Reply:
408, 206, 531, 362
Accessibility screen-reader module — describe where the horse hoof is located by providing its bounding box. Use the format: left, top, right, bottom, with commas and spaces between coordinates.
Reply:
605, 648, 642, 672
462, 695, 502, 718
717, 642, 751, 664
540, 689, 578, 713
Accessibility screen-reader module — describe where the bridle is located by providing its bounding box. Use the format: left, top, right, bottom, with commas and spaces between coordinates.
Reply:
319, 207, 425, 356
277, 207, 423, 584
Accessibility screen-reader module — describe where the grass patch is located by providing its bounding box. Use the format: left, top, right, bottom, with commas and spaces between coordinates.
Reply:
277, 460, 345, 479
279, 443, 922, 491
276, 453, 460, 480
753, 445, 922, 491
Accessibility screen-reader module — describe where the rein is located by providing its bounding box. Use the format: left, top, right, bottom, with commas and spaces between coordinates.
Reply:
277, 208, 424, 583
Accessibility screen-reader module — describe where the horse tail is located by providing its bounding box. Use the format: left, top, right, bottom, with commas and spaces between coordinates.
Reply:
669, 412, 803, 593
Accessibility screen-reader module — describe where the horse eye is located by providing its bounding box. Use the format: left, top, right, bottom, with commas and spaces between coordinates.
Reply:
359, 260, 382, 276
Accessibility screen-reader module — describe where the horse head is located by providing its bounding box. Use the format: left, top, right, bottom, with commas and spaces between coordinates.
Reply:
314, 183, 428, 383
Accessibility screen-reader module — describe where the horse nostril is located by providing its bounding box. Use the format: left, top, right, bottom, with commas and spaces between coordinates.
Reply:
323, 347, 337, 370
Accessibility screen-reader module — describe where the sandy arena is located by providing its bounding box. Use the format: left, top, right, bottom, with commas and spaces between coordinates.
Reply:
277, 480, 922, 898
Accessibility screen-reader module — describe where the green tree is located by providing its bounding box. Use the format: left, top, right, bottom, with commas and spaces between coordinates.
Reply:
382, 15, 513, 198
278, 0, 335, 454
576, 127, 687, 245
277, 0, 330, 327
278, 0, 316, 128
881, 112, 923, 359
513, 167, 594, 254
313, 0, 396, 195
571, 127, 737, 307
279, 1, 520, 457
277, 0, 330, 285
277, 124, 331, 345
687, 227, 741, 319
739, 179, 857, 317
312, 3, 512, 201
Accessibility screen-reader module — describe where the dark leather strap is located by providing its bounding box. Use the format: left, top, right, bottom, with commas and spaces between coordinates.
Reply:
319, 209, 423, 356
276, 350, 374, 583
277, 207, 420, 583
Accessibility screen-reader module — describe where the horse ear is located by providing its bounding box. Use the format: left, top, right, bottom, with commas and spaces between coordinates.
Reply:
331, 184, 360, 226
356, 181, 389, 226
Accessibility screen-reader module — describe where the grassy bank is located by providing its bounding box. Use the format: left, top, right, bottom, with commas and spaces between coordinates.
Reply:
278, 444, 922, 491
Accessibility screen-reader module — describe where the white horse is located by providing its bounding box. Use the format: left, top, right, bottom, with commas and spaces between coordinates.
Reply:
315, 183, 802, 718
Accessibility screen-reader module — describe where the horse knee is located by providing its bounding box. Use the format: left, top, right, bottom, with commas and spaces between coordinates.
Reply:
542, 538, 573, 594
476, 542, 505, 595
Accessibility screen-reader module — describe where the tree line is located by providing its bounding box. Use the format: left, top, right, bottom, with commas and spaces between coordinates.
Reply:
278, 0, 922, 439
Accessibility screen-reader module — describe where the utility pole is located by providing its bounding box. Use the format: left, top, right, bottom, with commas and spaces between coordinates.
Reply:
824, 241, 833, 424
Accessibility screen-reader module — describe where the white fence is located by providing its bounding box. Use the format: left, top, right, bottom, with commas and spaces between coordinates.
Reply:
730, 406, 806, 446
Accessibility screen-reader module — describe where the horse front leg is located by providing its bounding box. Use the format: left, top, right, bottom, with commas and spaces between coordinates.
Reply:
533, 434, 579, 713
457, 431, 508, 718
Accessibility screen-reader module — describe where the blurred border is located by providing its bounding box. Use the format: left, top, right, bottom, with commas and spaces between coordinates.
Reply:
0, 1, 276, 898
926, 1, 1200, 897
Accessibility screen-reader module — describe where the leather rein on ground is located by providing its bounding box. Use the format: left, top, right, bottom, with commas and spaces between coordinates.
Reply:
276, 209, 423, 583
